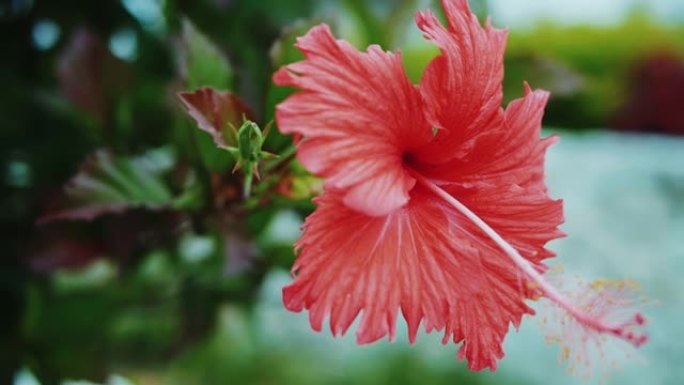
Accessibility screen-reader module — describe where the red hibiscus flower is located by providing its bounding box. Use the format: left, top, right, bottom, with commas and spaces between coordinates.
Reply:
273, 0, 647, 372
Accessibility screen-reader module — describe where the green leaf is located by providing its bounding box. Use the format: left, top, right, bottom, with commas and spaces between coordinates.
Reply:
39, 149, 177, 223
342, 0, 385, 47
180, 18, 233, 90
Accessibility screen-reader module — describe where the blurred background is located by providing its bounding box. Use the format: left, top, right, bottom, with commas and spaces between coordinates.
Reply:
1, 0, 683, 384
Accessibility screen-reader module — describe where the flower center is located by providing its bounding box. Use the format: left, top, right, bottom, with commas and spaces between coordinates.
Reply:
402, 151, 416, 169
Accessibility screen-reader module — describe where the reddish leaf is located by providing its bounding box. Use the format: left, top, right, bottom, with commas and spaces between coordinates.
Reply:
29, 211, 184, 272
177, 87, 254, 149
28, 238, 104, 273
56, 28, 129, 123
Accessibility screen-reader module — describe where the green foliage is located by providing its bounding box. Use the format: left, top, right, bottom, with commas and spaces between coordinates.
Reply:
178, 20, 239, 172
341, 0, 420, 49
180, 19, 234, 90
164, 306, 490, 385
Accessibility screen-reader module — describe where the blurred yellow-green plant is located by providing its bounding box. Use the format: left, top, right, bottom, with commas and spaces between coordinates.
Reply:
503, 15, 684, 127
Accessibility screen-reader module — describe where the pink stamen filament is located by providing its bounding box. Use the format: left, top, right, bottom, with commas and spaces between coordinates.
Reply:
411, 171, 647, 347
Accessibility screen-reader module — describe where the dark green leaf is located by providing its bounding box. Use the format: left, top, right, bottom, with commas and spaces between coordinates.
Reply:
180, 19, 234, 89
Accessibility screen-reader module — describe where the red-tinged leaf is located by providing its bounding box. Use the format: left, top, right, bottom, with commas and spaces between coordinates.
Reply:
56, 28, 129, 124
177, 87, 254, 150
28, 209, 185, 274
39, 149, 176, 224
28, 238, 104, 273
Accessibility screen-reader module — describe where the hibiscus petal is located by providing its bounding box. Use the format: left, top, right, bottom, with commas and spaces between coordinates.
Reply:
273, 24, 432, 216
466, 86, 564, 263
413, 0, 507, 164
284, 187, 543, 371
414, 85, 552, 185
414, 84, 564, 263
